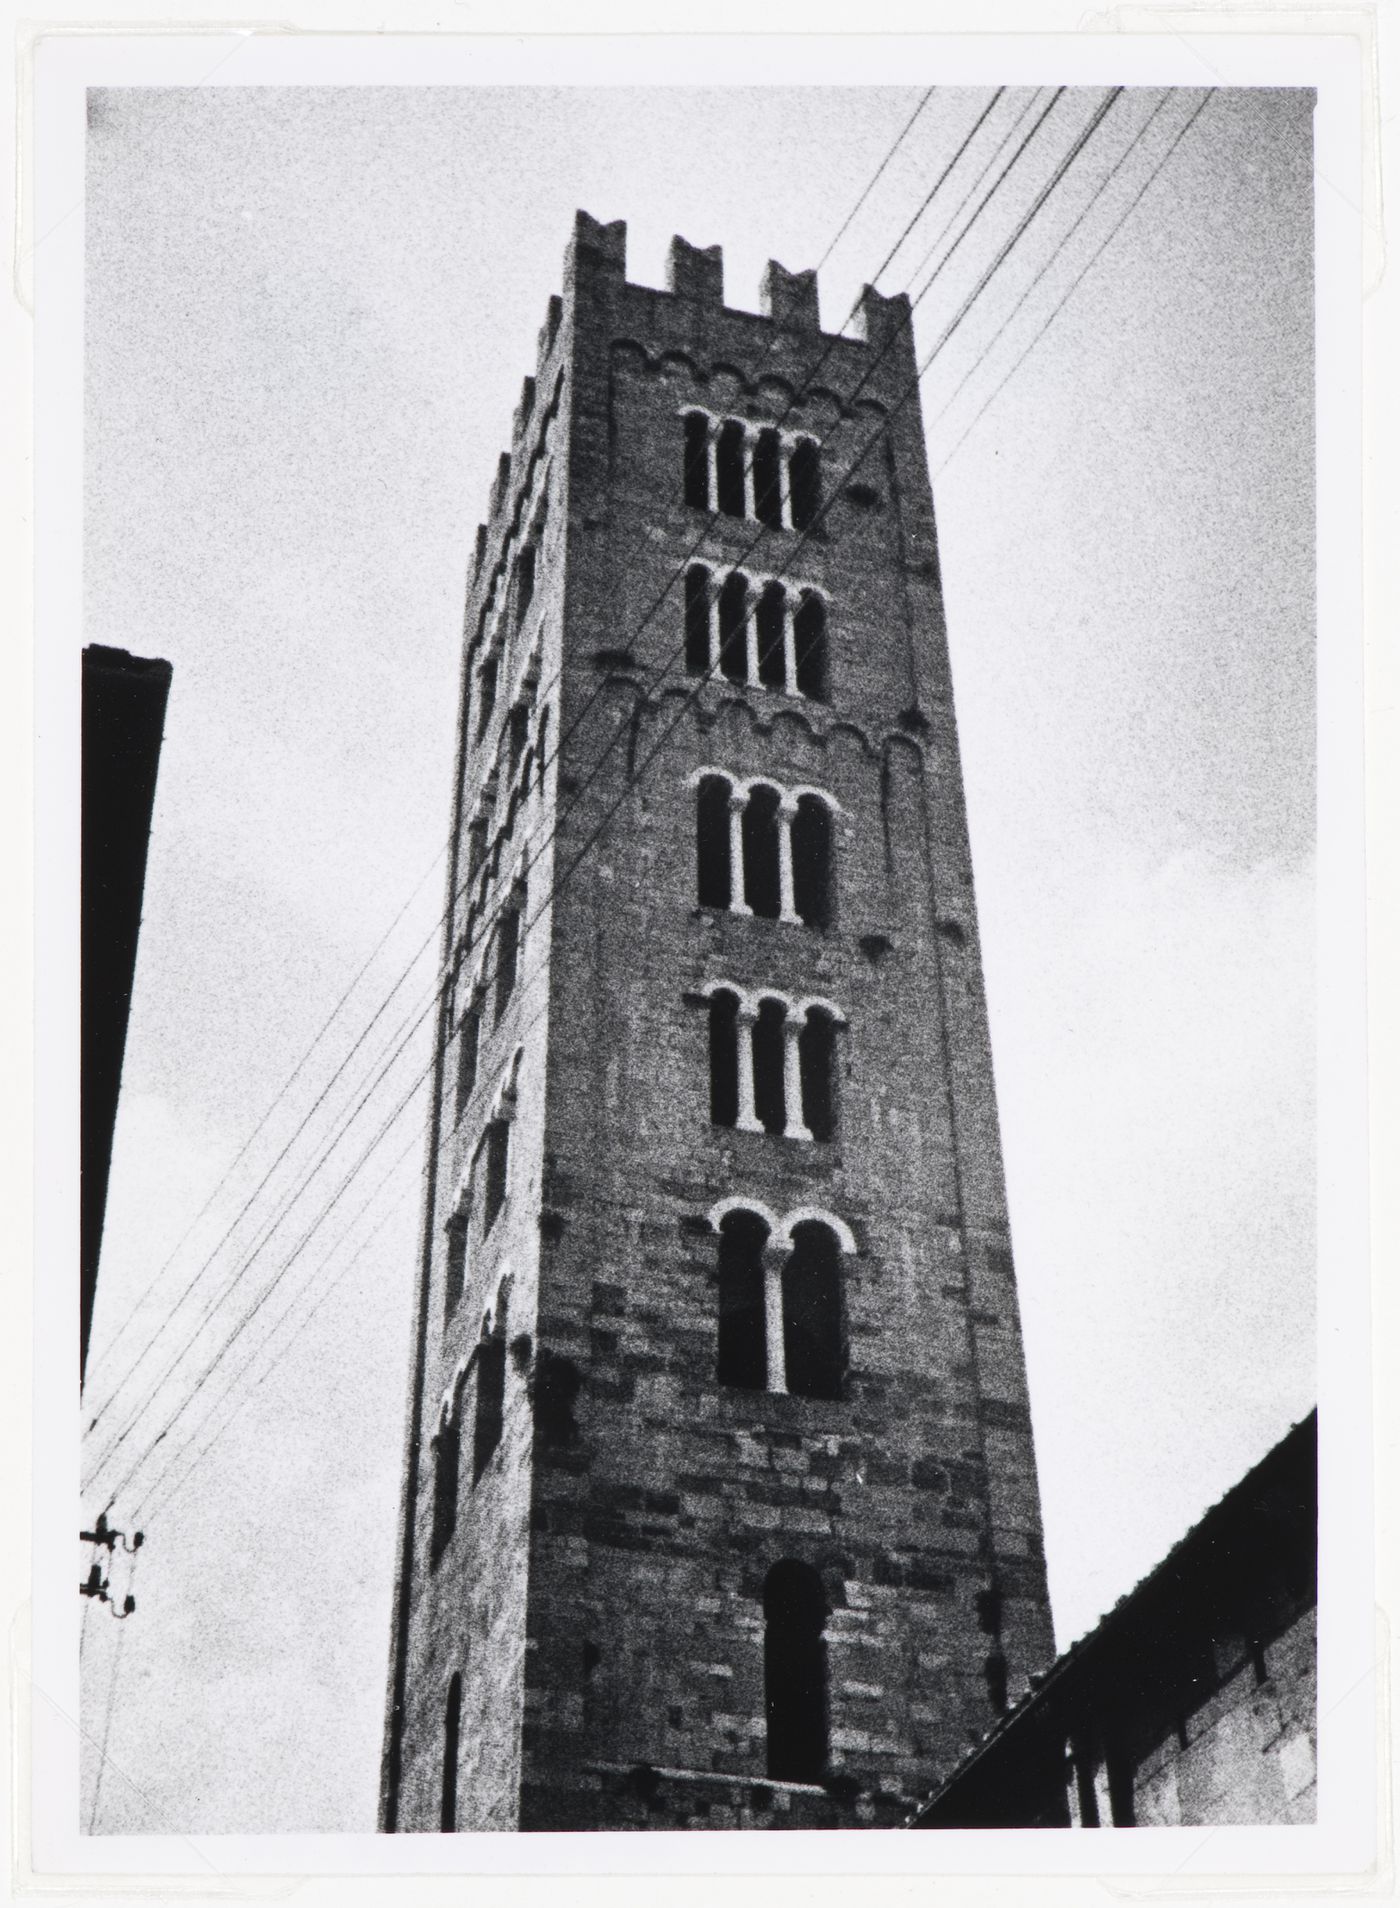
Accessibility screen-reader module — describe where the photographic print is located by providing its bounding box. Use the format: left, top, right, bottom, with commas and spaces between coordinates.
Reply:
32, 38, 1367, 1871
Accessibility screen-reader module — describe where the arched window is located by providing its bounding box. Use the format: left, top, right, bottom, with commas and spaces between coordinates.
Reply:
716, 1210, 768, 1391
696, 775, 733, 910
507, 703, 529, 780
515, 544, 536, 628
782, 1222, 845, 1401
752, 998, 787, 1134
431, 1395, 462, 1565
466, 817, 487, 879
482, 1119, 510, 1234
494, 893, 522, 1023
443, 1210, 469, 1321
708, 989, 740, 1127
715, 419, 747, 518
742, 785, 782, 919
756, 582, 787, 689
753, 428, 784, 529
794, 594, 827, 701
788, 438, 822, 531
535, 707, 549, 796
764, 1561, 828, 1781
473, 1334, 506, 1482
718, 571, 749, 684
683, 410, 710, 510
798, 1009, 839, 1142
441, 1673, 462, 1832
791, 796, 833, 928
684, 565, 712, 676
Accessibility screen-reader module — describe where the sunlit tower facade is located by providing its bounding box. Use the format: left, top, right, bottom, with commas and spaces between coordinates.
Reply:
380, 209, 1053, 1832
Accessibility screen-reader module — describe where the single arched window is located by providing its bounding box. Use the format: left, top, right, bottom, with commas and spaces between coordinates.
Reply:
683, 410, 710, 509
791, 796, 833, 928
441, 1673, 462, 1831
685, 565, 712, 676
716, 1209, 768, 1391
507, 703, 529, 780
475, 654, 498, 741
708, 989, 740, 1127
742, 785, 782, 920
794, 594, 827, 701
466, 817, 487, 879
782, 1221, 845, 1401
473, 1335, 506, 1482
752, 999, 787, 1135
515, 544, 536, 628
788, 438, 822, 532
764, 1561, 828, 1781
455, 995, 481, 1117
798, 1010, 839, 1142
718, 571, 749, 684
756, 582, 787, 689
431, 1396, 462, 1566
715, 419, 747, 518
753, 427, 784, 529
696, 775, 733, 909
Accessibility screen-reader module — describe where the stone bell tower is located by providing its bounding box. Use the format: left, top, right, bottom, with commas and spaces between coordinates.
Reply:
380, 209, 1053, 1833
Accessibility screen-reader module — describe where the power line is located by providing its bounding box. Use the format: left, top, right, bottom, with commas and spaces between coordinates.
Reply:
82, 92, 998, 1492
90, 86, 1129, 1513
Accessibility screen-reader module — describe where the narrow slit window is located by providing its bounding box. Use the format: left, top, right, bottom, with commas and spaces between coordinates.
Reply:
788, 438, 822, 531
515, 544, 536, 628
756, 583, 787, 689
798, 1010, 838, 1141
444, 1213, 469, 1320
494, 901, 521, 1023
431, 1402, 461, 1564
782, 1221, 845, 1402
716, 1210, 768, 1390
791, 796, 833, 928
708, 990, 740, 1127
752, 428, 784, 529
473, 1336, 506, 1482
685, 566, 712, 677
764, 1561, 828, 1781
683, 411, 710, 509
507, 704, 529, 781
455, 1000, 481, 1116
794, 595, 827, 701
476, 655, 498, 741
696, 776, 733, 910
742, 785, 782, 920
441, 1674, 462, 1832
752, 999, 787, 1134
718, 572, 749, 684
482, 1120, 510, 1234
715, 420, 747, 518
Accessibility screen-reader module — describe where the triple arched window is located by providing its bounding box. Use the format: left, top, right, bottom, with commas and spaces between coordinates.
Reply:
705, 987, 841, 1140
684, 566, 827, 701
712, 1205, 850, 1401
683, 410, 822, 531
693, 773, 835, 927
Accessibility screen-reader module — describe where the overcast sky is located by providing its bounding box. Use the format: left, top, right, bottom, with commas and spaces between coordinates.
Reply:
77, 82, 1315, 1834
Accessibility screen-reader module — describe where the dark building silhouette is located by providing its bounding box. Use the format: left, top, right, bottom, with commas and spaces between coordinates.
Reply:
910, 1412, 1317, 1829
81, 644, 172, 1386
380, 210, 1053, 1833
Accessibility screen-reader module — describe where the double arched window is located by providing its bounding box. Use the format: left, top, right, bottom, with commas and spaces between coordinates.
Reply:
430, 1281, 512, 1565
705, 987, 841, 1140
683, 566, 827, 700
712, 1205, 851, 1401
693, 773, 836, 927
682, 410, 822, 531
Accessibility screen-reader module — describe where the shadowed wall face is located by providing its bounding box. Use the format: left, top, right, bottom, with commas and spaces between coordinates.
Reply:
81, 645, 172, 1386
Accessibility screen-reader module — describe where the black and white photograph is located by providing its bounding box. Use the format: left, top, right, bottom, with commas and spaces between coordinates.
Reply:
25, 25, 1375, 1882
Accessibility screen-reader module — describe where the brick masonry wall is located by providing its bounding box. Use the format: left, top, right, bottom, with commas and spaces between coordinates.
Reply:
1133, 1607, 1317, 1826
383, 210, 1054, 1833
